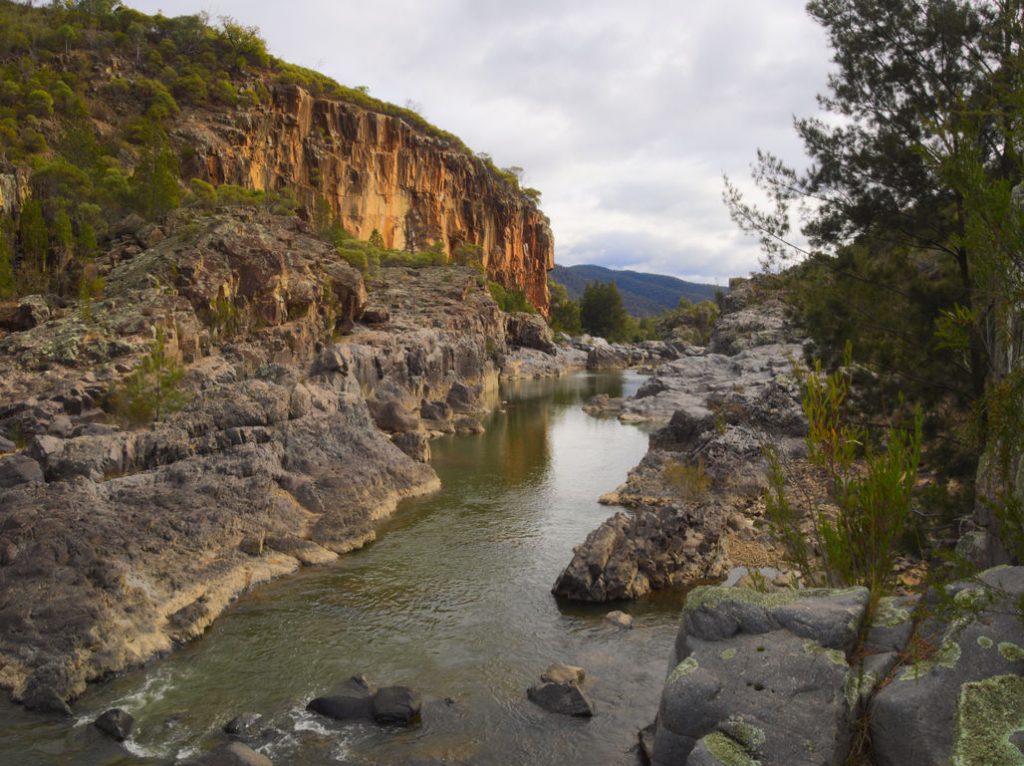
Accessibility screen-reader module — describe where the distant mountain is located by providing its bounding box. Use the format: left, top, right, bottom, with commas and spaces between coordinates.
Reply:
551, 264, 722, 318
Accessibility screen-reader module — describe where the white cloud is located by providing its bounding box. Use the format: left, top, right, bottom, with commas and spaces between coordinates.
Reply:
127, 0, 832, 283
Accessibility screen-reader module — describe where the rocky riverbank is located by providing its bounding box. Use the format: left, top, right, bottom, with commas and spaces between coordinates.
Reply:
0, 208, 597, 715
647, 566, 1024, 766
552, 278, 809, 601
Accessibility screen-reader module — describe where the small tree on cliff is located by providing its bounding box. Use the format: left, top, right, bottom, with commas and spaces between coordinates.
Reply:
114, 326, 190, 426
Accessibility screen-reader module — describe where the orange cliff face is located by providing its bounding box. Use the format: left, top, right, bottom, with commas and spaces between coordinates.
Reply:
176, 84, 554, 314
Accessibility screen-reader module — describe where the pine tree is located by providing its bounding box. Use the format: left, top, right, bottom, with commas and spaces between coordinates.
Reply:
0, 227, 15, 299
580, 282, 628, 341
18, 199, 48, 273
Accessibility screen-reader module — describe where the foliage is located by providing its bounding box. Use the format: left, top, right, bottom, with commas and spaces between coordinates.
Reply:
548, 278, 582, 334
580, 281, 629, 341
765, 351, 923, 612
129, 121, 180, 220
18, 199, 49, 272
655, 297, 719, 346
662, 457, 710, 502
0, 224, 14, 298
113, 326, 189, 425
488, 280, 535, 313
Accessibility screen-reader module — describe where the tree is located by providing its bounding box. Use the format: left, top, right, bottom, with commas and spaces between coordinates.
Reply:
18, 198, 48, 272
580, 281, 628, 341
129, 121, 180, 221
0, 226, 14, 298
724, 0, 1023, 399
548, 279, 582, 335
114, 326, 189, 425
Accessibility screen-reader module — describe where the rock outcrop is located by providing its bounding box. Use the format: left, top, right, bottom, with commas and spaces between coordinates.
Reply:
553, 278, 807, 601
652, 585, 868, 765
649, 567, 1024, 766
0, 209, 514, 710
178, 84, 554, 313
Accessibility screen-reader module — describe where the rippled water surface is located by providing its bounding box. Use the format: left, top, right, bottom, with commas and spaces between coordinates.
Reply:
0, 371, 689, 766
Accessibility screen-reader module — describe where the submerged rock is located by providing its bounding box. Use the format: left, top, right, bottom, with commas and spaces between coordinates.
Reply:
540, 663, 586, 685
185, 741, 273, 766
527, 681, 595, 717
604, 610, 633, 629
93, 708, 134, 741
307, 676, 375, 722
223, 712, 262, 737
372, 685, 422, 725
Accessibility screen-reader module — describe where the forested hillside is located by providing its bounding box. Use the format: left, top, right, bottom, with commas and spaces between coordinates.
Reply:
550, 264, 719, 317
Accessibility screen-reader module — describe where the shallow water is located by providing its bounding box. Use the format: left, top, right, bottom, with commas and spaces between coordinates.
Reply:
0, 371, 688, 766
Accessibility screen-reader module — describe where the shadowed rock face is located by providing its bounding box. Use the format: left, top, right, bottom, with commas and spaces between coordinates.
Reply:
178, 84, 554, 313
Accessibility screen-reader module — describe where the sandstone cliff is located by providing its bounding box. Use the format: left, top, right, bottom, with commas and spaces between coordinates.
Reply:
177, 85, 554, 313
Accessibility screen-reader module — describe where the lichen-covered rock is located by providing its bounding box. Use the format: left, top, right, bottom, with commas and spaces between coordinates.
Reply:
652, 586, 868, 766
869, 566, 1024, 766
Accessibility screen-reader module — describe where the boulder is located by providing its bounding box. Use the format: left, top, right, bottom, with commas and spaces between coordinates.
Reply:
453, 416, 484, 435
307, 676, 375, 721
93, 708, 134, 741
586, 339, 629, 370
445, 382, 478, 414
604, 610, 633, 629
505, 312, 556, 355
392, 431, 431, 463
419, 399, 451, 421
652, 586, 869, 766
527, 681, 595, 717
0, 455, 44, 488
185, 741, 273, 766
869, 566, 1024, 766
369, 399, 419, 433
223, 712, 262, 737
372, 685, 422, 725
541, 663, 585, 685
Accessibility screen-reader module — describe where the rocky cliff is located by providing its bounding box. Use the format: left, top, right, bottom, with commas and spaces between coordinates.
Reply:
177, 85, 554, 313
0, 208, 517, 712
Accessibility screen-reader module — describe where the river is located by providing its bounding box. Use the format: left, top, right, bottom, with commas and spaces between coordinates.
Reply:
0, 371, 688, 766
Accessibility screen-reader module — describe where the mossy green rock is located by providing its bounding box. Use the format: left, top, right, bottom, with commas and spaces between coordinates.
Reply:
870, 567, 1024, 766
654, 587, 865, 766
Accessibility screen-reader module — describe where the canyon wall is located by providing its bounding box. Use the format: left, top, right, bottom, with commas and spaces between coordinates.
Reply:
177, 85, 553, 314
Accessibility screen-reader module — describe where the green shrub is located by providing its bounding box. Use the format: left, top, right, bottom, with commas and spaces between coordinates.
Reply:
112, 326, 190, 426
26, 88, 53, 117
764, 350, 923, 615
662, 458, 711, 501
488, 280, 535, 313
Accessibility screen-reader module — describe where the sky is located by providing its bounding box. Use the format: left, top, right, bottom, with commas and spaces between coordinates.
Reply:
129, 0, 833, 285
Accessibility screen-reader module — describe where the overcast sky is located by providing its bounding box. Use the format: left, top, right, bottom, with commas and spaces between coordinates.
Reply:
129, 0, 832, 284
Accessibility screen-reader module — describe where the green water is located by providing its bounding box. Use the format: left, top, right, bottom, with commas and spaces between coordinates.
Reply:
0, 371, 687, 765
